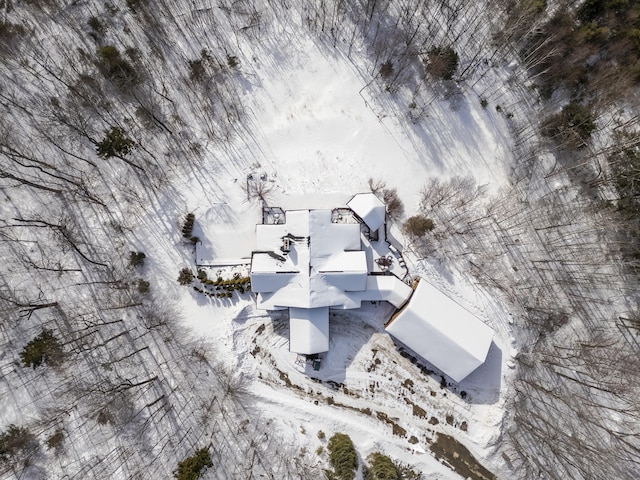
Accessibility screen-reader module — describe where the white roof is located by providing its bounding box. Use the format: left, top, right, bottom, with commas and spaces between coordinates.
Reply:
251, 252, 297, 274
251, 272, 295, 294
347, 193, 386, 231
250, 210, 368, 309
385, 279, 494, 383
317, 251, 366, 273
355, 275, 413, 308
309, 210, 361, 255
289, 307, 329, 354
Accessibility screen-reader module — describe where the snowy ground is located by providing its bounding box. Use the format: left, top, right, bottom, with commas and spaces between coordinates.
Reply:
152, 15, 519, 478
246, 34, 513, 212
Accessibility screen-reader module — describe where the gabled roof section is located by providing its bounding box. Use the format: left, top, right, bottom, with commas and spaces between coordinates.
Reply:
347, 193, 386, 231
354, 275, 413, 309
385, 279, 494, 383
289, 307, 329, 354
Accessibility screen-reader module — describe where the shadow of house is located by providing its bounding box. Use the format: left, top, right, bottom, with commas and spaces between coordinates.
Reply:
455, 341, 502, 404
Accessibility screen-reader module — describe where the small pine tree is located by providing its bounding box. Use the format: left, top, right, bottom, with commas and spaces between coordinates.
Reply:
0, 21, 26, 42
173, 447, 212, 480
96, 45, 139, 87
126, 0, 148, 13
394, 461, 422, 480
182, 213, 195, 238
137, 279, 150, 294
96, 45, 120, 63
0, 425, 37, 463
87, 16, 105, 35
542, 101, 596, 149
327, 433, 358, 480
365, 452, 399, 480
46, 429, 64, 452
227, 54, 239, 69
96, 127, 136, 159
188, 59, 206, 82
20, 330, 64, 369
129, 251, 146, 267
380, 60, 394, 79
425, 46, 459, 81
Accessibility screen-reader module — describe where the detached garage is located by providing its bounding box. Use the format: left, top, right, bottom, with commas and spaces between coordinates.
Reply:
385, 279, 494, 383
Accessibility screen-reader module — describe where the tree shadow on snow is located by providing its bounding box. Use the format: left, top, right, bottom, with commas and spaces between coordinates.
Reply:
190, 288, 251, 309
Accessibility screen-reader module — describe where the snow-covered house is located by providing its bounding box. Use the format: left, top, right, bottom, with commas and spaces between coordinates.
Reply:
385, 279, 494, 383
250, 206, 412, 355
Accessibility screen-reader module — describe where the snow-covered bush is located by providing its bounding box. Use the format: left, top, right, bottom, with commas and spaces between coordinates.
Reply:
403, 215, 434, 237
